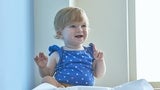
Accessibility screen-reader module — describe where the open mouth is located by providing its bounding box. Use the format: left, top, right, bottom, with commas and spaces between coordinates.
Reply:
75, 35, 83, 38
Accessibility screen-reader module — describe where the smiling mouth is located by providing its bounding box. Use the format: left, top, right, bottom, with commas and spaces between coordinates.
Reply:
75, 35, 83, 38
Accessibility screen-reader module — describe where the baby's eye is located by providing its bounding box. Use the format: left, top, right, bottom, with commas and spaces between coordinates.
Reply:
81, 24, 87, 28
70, 25, 76, 28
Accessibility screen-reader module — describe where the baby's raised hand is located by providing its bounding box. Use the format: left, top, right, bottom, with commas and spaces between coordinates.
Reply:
92, 44, 104, 61
34, 52, 48, 69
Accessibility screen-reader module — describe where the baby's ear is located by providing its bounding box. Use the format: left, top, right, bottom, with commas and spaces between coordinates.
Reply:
55, 31, 63, 39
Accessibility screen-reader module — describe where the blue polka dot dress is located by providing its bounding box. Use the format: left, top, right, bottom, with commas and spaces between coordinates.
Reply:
48, 43, 95, 86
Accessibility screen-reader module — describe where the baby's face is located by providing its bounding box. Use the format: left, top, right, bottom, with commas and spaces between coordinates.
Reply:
61, 21, 89, 47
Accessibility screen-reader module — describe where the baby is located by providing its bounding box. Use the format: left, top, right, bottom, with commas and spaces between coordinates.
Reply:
34, 7, 106, 88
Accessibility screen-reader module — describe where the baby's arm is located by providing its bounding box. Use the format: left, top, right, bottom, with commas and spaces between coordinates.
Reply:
34, 52, 57, 77
35, 52, 65, 87
92, 44, 106, 78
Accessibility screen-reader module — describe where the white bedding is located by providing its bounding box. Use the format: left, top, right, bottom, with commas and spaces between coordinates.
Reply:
32, 79, 153, 90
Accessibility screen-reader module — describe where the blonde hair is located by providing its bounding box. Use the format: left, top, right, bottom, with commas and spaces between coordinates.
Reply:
54, 7, 89, 39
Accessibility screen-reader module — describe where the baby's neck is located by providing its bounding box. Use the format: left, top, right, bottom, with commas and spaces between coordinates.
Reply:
63, 45, 84, 50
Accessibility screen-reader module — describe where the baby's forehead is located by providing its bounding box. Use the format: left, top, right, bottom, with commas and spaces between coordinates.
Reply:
69, 21, 87, 25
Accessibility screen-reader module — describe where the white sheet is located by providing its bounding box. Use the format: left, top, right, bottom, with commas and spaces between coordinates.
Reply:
32, 79, 154, 90
113, 79, 153, 90
32, 84, 111, 90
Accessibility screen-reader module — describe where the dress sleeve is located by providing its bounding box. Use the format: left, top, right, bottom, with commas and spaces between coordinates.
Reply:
85, 43, 95, 60
48, 45, 61, 57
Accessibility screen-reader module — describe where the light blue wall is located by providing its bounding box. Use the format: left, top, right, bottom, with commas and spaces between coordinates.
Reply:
0, 0, 34, 90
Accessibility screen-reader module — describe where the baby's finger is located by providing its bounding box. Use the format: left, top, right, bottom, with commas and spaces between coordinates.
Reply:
34, 56, 38, 61
34, 56, 40, 64
44, 55, 48, 60
94, 50, 98, 57
39, 52, 47, 60
39, 52, 43, 57
98, 52, 104, 59
92, 43, 97, 52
